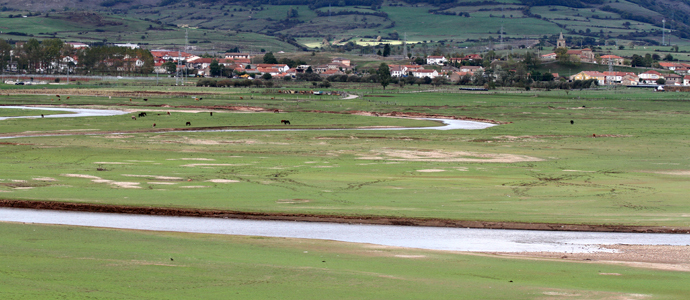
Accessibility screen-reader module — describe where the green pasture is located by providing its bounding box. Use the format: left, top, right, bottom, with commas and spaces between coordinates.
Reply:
1, 89, 690, 227
1, 222, 689, 299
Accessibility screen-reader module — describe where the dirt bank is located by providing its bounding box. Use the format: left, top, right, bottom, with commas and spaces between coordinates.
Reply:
1, 199, 688, 234
494, 245, 690, 271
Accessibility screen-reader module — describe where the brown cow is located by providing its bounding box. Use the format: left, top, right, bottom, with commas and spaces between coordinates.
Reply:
153, 123, 156, 128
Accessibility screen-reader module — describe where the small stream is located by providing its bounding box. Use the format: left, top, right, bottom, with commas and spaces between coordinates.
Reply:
1, 208, 688, 253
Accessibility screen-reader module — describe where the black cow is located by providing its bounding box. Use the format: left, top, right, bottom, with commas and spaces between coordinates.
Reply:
570, 120, 574, 125
281, 120, 290, 125
186, 122, 191, 126
138, 112, 147, 117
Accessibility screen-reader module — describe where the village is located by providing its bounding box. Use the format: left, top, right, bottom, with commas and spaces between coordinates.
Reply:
4, 37, 690, 89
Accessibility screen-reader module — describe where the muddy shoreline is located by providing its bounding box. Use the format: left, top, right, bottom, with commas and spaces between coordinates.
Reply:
1, 199, 688, 234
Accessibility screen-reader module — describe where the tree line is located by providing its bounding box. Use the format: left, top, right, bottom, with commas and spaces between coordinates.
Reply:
0, 38, 154, 75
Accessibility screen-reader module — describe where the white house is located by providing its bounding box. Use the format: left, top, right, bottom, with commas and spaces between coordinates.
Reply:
639, 70, 663, 84
426, 56, 447, 65
115, 43, 140, 49
411, 69, 439, 78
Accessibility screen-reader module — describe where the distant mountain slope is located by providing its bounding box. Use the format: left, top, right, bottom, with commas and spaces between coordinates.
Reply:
0, 0, 688, 48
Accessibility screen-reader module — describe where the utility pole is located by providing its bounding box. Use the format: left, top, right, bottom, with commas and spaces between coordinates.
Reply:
662, 19, 666, 46
185, 28, 189, 84
402, 32, 408, 58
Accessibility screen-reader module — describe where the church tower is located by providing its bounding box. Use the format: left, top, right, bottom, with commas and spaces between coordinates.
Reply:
557, 32, 567, 48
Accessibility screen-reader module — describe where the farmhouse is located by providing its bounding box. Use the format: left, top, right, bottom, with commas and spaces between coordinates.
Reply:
66, 42, 89, 49
459, 66, 483, 73
151, 50, 198, 62
569, 71, 605, 85
603, 71, 635, 85
224, 53, 253, 60
639, 70, 664, 84
541, 53, 557, 60
411, 69, 439, 78
332, 57, 351, 67
566, 48, 595, 63
600, 55, 624, 65
462, 54, 482, 61
665, 73, 682, 85
621, 74, 639, 86
426, 56, 447, 65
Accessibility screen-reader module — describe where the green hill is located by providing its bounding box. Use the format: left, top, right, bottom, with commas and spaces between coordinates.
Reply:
0, 0, 687, 53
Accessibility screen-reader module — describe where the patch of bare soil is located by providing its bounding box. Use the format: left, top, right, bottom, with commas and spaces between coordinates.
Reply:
358, 149, 544, 163
0, 200, 688, 234
494, 245, 690, 272
308, 110, 509, 124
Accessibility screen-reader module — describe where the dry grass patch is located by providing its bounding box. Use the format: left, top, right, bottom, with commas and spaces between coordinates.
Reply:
206, 179, 240, 183
358, 149, 544, 163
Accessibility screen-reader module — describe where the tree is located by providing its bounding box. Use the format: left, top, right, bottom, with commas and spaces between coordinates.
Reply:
522, 52, 539, 70
263, 52, 278, 64
630, 55, 644, 67
262, 72, 272, 80
656, 78, 666, 85
0, 39, 11, 72
163, 61, 177, 74
382, 44, 391, 57
209, 59, 222, 77
664, 54, 674, 61
555, 47, 569, 64
306, 66, 313, 73
377, 63, 391, 90
287, 7, 299, 19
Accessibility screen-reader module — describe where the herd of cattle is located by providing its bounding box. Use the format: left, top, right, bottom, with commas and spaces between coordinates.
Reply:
131, 109, 289, 127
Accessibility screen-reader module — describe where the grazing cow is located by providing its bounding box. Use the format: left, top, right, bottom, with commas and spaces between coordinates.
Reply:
56, 95, 60, 98
153, 123, 156, 128
240, 97, 243, 100
129, 98, 132, 101
138, 112, 147, 117
274, 109, 279, 113
167, 111, 171, 115
66, 97, 70, 100
199, 98, 203, 101
209, 112, 213, 116
281, 120, 290, 125
41, 114, 44, 118
271, 97, 274, 100
570, 120, 574, 125
186, 122, 191, 126
143, 98, 148, 101
131, 116, 136, 120
592, 134, 596, 138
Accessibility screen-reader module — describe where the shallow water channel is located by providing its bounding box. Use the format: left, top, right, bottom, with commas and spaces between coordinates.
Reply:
1, 208, 688, 253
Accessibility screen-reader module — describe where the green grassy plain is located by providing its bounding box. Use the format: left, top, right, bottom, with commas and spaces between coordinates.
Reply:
1, 87, 690, 228
1, 222, 689, 299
